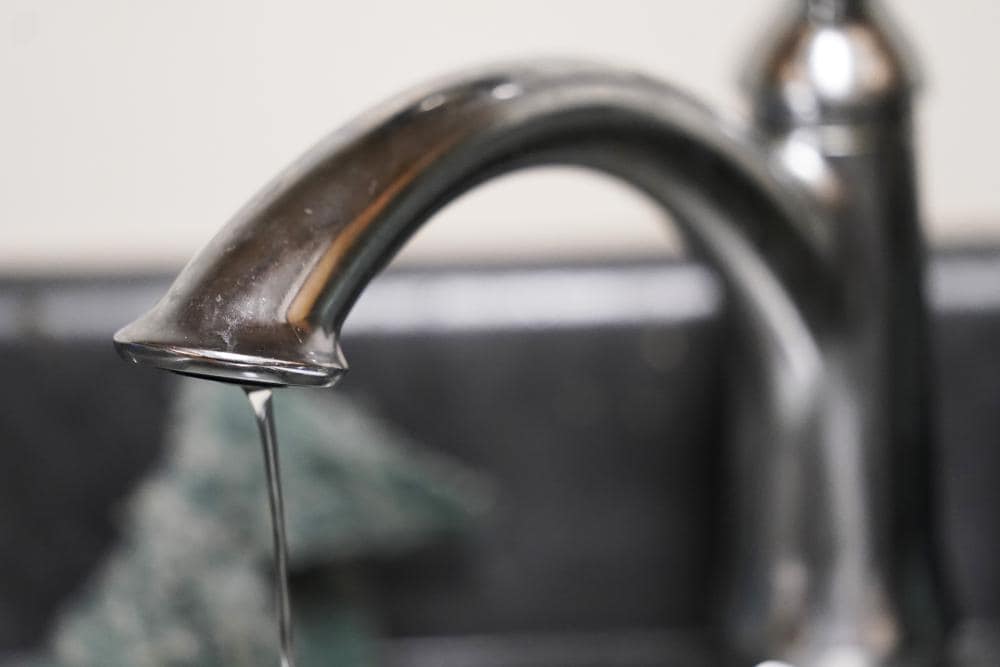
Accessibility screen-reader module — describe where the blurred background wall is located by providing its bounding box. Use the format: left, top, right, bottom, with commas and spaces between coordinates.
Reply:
1, 0, 997, 273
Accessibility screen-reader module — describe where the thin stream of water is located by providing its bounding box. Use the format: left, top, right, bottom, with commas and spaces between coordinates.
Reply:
244, 387, 296, 667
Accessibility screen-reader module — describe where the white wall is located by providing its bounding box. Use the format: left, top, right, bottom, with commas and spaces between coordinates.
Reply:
1, 1, 998, 272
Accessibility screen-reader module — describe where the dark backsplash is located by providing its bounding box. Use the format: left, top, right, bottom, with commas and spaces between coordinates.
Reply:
1, 251, 999, 655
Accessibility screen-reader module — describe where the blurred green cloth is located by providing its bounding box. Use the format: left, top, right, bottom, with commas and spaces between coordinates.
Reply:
19, 381, 489, 667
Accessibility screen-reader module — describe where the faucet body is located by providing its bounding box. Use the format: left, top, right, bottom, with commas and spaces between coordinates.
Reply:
730, 1, 951, 662
115, 2, 949, 664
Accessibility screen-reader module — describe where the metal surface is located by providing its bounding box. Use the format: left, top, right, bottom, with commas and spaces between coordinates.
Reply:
746, 0, 916, 127
114, 62, 832, 390
114, 3, 950, 665
805, 1, 870, 24
735, 1, 950, 665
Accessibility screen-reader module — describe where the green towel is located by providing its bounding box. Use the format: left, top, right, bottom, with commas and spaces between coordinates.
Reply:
24, 380, 491, 667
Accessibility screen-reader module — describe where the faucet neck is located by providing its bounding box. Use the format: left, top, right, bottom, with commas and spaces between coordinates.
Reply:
114, 62, 833, 389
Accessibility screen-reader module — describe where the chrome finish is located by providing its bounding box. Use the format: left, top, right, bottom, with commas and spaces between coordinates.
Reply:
115, 63, 832, 391
114, 3, 950, 665
806, 0, 868, 23
746, 0, 918, 127
737, 2, 950, 665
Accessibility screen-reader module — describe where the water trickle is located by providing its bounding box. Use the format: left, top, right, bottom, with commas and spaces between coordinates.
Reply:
244, 387, 296, 667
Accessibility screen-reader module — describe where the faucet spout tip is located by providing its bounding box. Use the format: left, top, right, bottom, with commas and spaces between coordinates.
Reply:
112, 315, 347, 388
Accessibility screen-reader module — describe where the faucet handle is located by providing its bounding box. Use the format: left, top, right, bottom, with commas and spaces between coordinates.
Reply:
743, 0, 919, 129
804, 0, 867, 23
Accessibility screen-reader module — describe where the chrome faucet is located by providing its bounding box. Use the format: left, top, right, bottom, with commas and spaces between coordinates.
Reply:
114, 0, 952, 664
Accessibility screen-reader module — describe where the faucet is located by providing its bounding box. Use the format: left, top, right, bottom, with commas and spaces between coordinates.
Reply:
113, 0, 952, 664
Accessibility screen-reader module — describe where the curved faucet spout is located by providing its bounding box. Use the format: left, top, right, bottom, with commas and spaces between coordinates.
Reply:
113, 59, 948, 664
114, 62, 833, 391
116, 63, 841, 661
